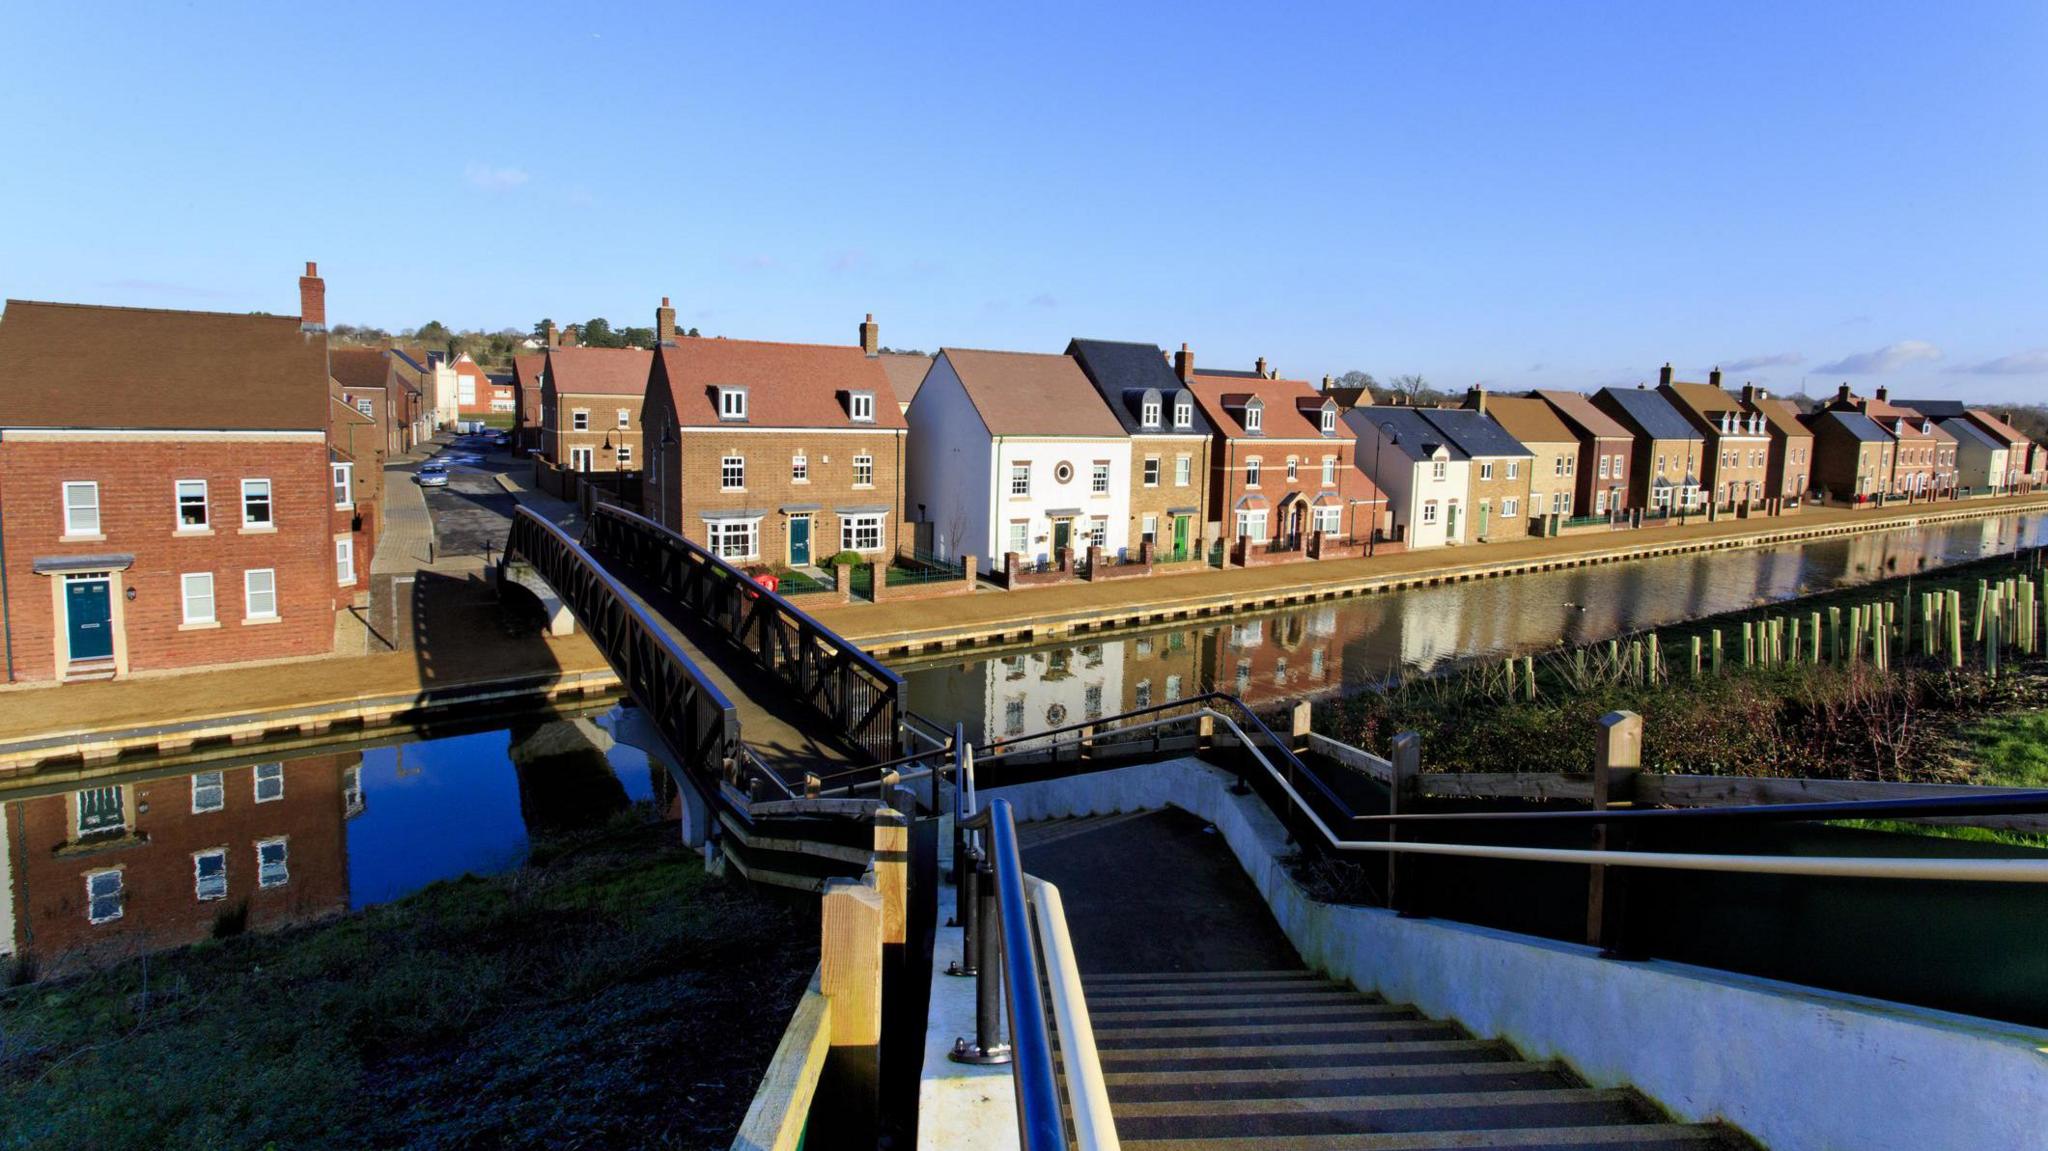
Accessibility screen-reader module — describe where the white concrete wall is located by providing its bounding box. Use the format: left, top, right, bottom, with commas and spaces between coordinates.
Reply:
990, 436, 1132, 565
905, 354, 994, 565
990, 757, 2048, 1151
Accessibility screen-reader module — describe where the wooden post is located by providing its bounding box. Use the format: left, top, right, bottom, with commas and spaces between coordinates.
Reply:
1197, 712, 1215, 753
1587, 710, 1642, 954
818, 878, 884, 1145
1387, 731, 1420, 913
1290, 700, 1313, 753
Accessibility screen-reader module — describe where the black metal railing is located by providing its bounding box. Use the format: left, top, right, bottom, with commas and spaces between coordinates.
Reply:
504, 507, 742, 790
582, 505, 905, 764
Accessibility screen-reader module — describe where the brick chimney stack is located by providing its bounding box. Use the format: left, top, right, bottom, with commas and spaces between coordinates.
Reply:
1256, 356, 1269, 378
1875, 385, 1889, 403
656, 297, 676, 346
562, 324, 579, 348
1709, 367, 1723, 388
1174, 343, 1195, 384
859, 313, 879, 357
1836, 383, 1853, 405
1658, 363, 1674, 387
545, 321, 559, 348
1741, 383, 1765, 406
1465, 386, 1488, 416
298, 261, 325, 333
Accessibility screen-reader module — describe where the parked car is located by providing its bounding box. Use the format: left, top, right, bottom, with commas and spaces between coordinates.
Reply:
416, 464, 449, 488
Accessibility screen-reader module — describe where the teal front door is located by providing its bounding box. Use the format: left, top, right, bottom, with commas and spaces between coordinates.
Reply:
66, 577, 113, 662
789, 516, 811, 566
1052, 519, 1072, 555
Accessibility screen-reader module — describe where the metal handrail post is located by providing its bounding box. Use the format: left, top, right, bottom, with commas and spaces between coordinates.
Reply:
950, 852, 1008, 1063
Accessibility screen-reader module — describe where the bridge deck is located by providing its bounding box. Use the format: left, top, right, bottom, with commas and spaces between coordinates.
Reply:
603, 563, 859, 781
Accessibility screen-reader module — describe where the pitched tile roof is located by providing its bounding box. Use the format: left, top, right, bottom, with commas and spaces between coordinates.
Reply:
1663, 381, 1756, 428
1482, 395, 1575, 446
1416, 407, 1532, 459
1187, 373, 1345, 441
1344, 405, 1466, 462
546, 346, 651, 396
1533, 390, 1631, 440
1966, 409, 2031, 445
1596, 387, 1700, 441
1066, 338, 1215, 436
657, 338, 908, 430
939, 348, 1122, 437
877, 353, 932, 406
0, 299, 328, 431
330, 347, 392, 395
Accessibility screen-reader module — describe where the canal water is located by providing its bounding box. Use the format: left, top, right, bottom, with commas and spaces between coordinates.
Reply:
4, 509, 2043, 978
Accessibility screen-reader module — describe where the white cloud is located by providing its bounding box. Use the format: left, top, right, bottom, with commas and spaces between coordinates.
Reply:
1722, 352, 1804, 373
463, 163, 530, 191
1951, 349, 2048, 375
1815, 340, 1941, 375
1028, 293, 1058, 309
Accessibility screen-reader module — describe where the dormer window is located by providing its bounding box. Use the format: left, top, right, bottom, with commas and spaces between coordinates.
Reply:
1319, 405, 1336, 435
849, 391, 875, 422
1173, 396, 1192, 428
718, 387, 748, 421
1244, 399, 1263, 434
1141, 391, 1161, 428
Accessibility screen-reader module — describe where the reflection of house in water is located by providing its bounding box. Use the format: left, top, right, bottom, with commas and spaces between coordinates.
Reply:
508, 717, 632, 835
1118, 628, 1207, 714
1211, 606, 1344, 706
973, 641, 1127, 748
0, 755, 360, 976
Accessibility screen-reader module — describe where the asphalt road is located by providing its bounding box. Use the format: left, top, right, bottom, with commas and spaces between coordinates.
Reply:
415, 435, 521, 557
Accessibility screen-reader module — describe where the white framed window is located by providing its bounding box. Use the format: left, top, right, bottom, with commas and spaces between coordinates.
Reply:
1174, 399, 1192, 428
842, 514, 885, 552
1090, 462, 1111, 494
1479, 461, 1494, 480
257, 837, 289, 888
1244, 403, 1263, 433
853, 453, 874, 487
1143, 457, 1160, 486
1245, 458, 1262, 487
615, 443, 632, 468
850, 391, 876, 422
1135, 679, 1153, 709
720, 455, 745, 491
792, 453, 808, 483
244, 568, 278, 621
1141, 398, 1161, 427
1165, 674, 1183, 701
1320, 407, 1336, 434
572, 409, 590, 431
241, 479, 273, 528
86, 868, 124, 923
1088, 517, 1107, 548
1552, 492, 1567, 515
1506, 461, 1519, 479
1010, 463, 1031, 497
1175, 455, 1192, 486
332, 463, 353, 508
1322, 457, 1336, 486
194, 849, 228, 901
1422, 501, 1439, 524
718, 387, 747, 420
1140, 515, 1159, 543
1598, 455, 1611, 479
570, 446, 594, 472
706, 519, 759, 559
254, 762, 284, 803
63, 481, 100, 536
1554, 456, 1566, 476
1286, 457, 1299, 482
1313, 505, 1342, 535
1008, 520, 1030, 556
192, 770, 224, 813
1502, 497, 1520, 518
182, 572, 216, 625
1235, 509, 1268, 538
176, 479, 209, 529
355, 397, 375, 418
77, 785, 124, 837
336, 538, 356, 585
1431, 460, 1447, 481
617, 408, 631, 429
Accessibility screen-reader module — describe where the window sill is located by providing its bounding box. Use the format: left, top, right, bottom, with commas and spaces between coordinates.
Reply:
851, 484, 874, 491
239, 526, 277, 536
720, 488, 747, 495
60, 533, 106, 544
334, 503, 354, 512
179, 620, 222, 632
175, 526, 215, 538
242, 615, 282, 627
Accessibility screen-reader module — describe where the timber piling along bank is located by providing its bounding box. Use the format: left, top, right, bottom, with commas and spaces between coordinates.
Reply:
817, 495, 2048, 660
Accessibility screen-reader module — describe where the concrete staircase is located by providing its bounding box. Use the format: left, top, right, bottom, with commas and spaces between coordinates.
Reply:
1068, 969, 1742, 1151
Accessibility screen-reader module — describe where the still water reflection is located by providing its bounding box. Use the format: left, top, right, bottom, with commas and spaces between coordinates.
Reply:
0, 708, 671, 976
903, 512, 2048, 743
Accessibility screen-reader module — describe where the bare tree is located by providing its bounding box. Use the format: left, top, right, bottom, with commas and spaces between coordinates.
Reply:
1384, 373, 1443, 406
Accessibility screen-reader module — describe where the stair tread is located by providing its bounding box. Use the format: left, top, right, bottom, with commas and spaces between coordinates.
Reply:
1090, 986, 1365, 1004
1088, 969, 1322, 983
1116, 1123, 1728, 1150
1094, 1002, 1409, 1025
1096, 1019, 1452, 1042
1090, 1039, 1507, 1064
1099, 1087, 1634, 1120
1102, 1061, 1555, 1088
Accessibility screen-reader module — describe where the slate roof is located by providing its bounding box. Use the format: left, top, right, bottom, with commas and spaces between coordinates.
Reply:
1416, 407, 1533, 459
1483, 395, 1575, 447
547, 346, 652, 396
1343, 406, 1466, 463
936, 348, 1121, 437
1065, 338, 1215, 436
1194, 367, 1265, 379
0, 299, 328, 431
1805, 409, 1892, 443
1533, 390, 1632, 440
1893, 398, 1968, 418
1596, 387, 1701, 441
657, 338, 908, 430
1941, 417, 2005, 452
1187, 373, 1347, 441
877, 353, 932, 406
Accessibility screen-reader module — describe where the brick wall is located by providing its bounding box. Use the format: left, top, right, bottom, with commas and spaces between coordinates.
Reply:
0, 439, 336, 682
660, 428, 907, 568
544, 393, 645, 474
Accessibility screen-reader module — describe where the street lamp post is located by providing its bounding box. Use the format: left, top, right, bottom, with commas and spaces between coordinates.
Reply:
1370, 422, 1398, 557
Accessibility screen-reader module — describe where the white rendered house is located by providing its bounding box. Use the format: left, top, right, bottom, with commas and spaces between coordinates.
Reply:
1346, 406, 1472, 549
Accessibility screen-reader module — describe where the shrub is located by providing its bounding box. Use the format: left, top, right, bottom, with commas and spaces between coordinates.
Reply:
824, 550, 864, 568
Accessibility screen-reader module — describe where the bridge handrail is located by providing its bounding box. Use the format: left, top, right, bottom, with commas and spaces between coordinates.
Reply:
503, 507, 743, 789
584, 504, 905, 764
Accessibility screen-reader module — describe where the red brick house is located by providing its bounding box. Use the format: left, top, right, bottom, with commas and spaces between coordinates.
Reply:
0, 265, 345, 684
510, 352, 546, 454
1183, 348, 1384, 562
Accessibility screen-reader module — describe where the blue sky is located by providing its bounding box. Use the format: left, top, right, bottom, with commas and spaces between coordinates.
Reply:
2, 2, 2043, 401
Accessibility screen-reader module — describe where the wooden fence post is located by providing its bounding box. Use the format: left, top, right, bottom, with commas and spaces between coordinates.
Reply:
1291, 700, 1313, 753
1387, 731, 1420, 913
818, 878, 884, 1146
1587, 710, 1642, 955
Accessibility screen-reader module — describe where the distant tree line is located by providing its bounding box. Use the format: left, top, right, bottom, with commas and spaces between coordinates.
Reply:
1322, 370, 1447, 407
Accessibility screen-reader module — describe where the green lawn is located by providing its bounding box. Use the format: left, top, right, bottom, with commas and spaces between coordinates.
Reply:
1963, 710, 2048, 788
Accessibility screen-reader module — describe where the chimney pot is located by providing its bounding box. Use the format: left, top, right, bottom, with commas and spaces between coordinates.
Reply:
298, 261, 326, 333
